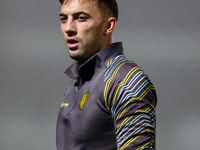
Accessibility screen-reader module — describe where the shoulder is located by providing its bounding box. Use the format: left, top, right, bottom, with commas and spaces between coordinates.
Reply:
104, 55, 148, 84
103, 55, 155, 110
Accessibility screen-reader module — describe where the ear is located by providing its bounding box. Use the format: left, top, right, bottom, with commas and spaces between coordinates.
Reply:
103, 17, 117, 35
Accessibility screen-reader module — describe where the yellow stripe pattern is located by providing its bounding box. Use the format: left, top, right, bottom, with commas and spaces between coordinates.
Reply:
117, 129, 155, 150
104, 61, 132, 110
116, 85, 155, 120
103, 56, 156, 150
111, 67, 141, 107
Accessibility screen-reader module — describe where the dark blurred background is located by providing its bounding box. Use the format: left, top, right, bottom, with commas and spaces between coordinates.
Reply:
1, 0, 200, 149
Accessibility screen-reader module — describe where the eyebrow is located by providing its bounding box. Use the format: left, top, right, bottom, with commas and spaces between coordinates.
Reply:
59, 11, 91, 17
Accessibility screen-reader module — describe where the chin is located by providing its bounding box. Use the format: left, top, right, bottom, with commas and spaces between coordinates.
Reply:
69, 54, 80, 61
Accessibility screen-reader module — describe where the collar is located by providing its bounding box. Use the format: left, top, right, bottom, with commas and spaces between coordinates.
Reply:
65, 42, 124, 80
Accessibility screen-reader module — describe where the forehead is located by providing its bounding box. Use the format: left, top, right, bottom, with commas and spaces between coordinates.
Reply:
62, 0, 96, 6
60, 0, 99, 15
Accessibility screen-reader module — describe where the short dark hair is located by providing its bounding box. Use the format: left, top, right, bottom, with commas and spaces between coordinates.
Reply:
58, 0, 118, 21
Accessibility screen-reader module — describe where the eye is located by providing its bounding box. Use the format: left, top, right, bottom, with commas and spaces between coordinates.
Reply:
60, 17, 67, 23
77, 15, 87, 22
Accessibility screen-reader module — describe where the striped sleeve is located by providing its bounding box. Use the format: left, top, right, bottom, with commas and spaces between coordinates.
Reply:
104, 55, 157, 150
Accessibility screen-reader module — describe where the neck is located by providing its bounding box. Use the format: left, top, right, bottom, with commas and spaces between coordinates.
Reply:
103, 34, 112, 48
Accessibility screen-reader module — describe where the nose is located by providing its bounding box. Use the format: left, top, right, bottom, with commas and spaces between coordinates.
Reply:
64, 19, 77, 36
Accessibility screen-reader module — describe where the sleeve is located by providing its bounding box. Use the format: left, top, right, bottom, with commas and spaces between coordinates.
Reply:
104, 64, 157, 150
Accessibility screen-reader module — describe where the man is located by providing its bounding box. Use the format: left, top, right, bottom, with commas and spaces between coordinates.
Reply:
56, 0, 157, 150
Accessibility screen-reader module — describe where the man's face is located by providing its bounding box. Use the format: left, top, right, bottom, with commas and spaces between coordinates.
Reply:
59, 0, 106, 64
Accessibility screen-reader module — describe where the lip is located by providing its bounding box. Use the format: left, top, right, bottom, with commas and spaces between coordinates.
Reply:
67, 38, 79, 49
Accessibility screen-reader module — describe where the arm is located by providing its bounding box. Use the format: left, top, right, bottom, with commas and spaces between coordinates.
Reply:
104, 64, 157, 150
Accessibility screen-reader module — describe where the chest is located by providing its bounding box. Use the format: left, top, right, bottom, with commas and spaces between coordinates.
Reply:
58, 72, 114, 140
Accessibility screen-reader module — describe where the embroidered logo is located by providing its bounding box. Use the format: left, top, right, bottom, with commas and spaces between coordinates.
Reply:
80, 92, 89, 110
61, 103, 69, 107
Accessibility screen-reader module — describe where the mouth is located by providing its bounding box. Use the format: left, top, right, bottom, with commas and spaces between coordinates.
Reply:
67, 38, 79, 49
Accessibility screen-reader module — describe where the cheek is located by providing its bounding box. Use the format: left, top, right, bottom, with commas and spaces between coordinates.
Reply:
77, 23, 104, 45
83, 27, 102, 41
80, 22, 102, 35
61, 25, 66, 35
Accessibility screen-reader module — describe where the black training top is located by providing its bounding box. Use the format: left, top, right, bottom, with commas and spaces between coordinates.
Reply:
56, 42, 157, 150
